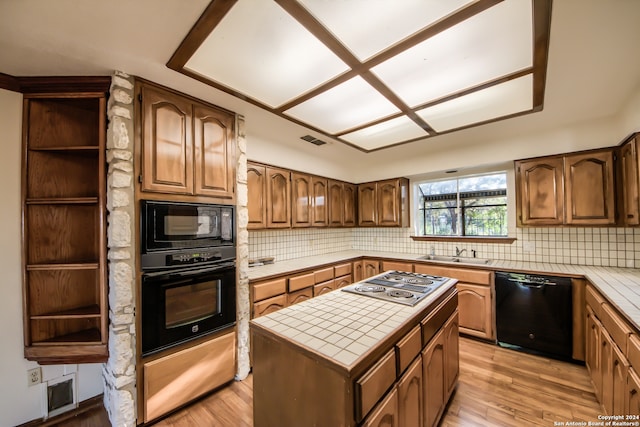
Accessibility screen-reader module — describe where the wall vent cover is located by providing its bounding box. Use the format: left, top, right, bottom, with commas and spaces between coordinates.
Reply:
45, 373, 77, 419
300, 135, 327, 146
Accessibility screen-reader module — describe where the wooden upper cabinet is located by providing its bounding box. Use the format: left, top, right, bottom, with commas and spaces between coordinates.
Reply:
328, 180, 343, 227
358, 182, 378, 226
311, 176, 328, 227
247, 162, 267, 229
564, 150, 615, 225
193, 103, 235, 199
137, 80, 236, 202
140, 84, 193, 194
359, 178, 409, 227
266, 166, 291, 228
343, 183, 357, 227
620, 135, 639, 226
291, 172, 312, 228
515, 157, 564, 226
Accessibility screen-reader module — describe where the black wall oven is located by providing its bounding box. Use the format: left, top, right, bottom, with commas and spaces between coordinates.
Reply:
140, 200, 237, 356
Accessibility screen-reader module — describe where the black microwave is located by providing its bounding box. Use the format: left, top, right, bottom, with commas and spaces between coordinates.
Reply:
141, 200, 235, 270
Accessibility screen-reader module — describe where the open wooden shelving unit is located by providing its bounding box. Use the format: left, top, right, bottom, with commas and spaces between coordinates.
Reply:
21, 81, 109, 363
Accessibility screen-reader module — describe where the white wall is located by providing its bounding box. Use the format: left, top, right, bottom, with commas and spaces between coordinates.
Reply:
0, 89, 103, 427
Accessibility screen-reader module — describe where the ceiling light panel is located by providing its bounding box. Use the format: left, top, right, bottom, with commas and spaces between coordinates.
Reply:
372, 0, 533, 107
341, 116, 429, 151
184, 0, 349, 108
298, 0, 473, 61
416, 74, 533, 132
284, 76, 400, 134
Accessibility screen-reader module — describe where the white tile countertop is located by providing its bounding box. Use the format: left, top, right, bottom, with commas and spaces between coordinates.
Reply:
251, 276, 456, 370
247, 250, 640, 331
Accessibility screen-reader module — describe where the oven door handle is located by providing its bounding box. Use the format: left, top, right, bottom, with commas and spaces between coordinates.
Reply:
143, 261, 235, 280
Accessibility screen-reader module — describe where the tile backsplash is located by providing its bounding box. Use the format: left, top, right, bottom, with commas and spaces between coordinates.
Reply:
249, 227, 640, 268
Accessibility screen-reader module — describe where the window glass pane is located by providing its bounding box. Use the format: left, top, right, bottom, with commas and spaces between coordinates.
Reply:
458, 173, 506, 192
462, 196, 507, 236
418, 179, 457, 196
417, 172, 507, 237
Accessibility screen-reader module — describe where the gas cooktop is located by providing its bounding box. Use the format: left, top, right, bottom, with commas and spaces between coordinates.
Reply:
341, 271, 452, 306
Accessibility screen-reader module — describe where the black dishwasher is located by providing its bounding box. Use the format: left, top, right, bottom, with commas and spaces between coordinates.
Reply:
495, 271, 573, 360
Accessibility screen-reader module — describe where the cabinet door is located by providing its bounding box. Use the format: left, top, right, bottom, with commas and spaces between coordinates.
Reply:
311, 176, 328, 227
313, 280, 335, 296
343, 183, 358, 227
601, 329, 614, 414
335, 274, 352, 289
359, 183, 378, 226
626, 368, 640, 416
585, 307, 603, 400
620, 137, 639, 226
422, 330, 445, 427
397, 357, 422, 427
141, 85, 193, 194
457, 283, 493, 340
353, 261, 364, 283
515, 157, 564, 225
287, 287, 313, 305
444, 312, 459, 398
247, 162, 267, 229
378, 179, 401, 227
612, 343, 630, 415
362, 388, 399, 427
564, 150, 615, 225
266, 166, 291, 228
291, 172, 311, 227
363, 259, 380, 279
328, 180, 343, 227
193, 104, 235, 200
253, 294, 287, 319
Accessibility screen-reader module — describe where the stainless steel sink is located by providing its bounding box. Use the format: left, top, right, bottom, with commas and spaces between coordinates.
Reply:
419, 254, 491, 265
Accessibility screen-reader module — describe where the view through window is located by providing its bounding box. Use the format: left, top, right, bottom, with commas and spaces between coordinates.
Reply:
417, 172, 507, 236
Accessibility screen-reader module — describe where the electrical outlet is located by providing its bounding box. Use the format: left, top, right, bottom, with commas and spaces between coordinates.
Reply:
27, 367, 41, 386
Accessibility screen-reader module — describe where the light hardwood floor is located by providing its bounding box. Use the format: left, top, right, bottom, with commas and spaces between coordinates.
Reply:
51, 337, 603, 426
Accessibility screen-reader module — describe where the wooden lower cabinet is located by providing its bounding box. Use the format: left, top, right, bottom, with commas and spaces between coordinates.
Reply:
397, 357, 422, 427
287, 287, 313, 305
363, 388, 399, 427
444, 312, 460, 396
335, 274, 353, 288
253, 294, 287, 318
456, 283, 492, 340
314, 279, 335, 296
364, 259, 380, 278
354, 261, 365, 282
627, 368, 640, 415
585, 306, 603, 400
381, 261, 413, 273
422, 328, 445, 427
143, 329, 236, 423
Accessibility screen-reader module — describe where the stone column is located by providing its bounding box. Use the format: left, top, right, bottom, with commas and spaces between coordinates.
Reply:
103, 71, 137, 427
235, 115, 251, 379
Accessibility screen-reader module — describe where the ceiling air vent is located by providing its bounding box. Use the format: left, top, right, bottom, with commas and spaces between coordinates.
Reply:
300, 135, 327, 146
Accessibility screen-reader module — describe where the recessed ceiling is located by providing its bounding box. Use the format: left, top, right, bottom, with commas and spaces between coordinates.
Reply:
168, 0, 551, 152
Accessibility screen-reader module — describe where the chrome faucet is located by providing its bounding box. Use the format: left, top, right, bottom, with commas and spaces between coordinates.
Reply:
455, 246, 467, 257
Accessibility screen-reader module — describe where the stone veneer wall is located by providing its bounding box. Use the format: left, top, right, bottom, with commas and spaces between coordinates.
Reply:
235, 116, 251, 379
103, 72, 136, 427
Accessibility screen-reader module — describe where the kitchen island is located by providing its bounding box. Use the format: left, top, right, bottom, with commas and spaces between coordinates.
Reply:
250, 273, 458, 427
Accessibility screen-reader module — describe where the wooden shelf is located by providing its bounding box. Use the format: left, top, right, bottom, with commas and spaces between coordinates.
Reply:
31, 304, 101, 320
21, 81, 108, 364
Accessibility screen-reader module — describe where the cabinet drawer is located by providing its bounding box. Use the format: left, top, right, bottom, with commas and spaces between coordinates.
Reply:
288, 272, 315, 292
314, 267, 334, 283
253, 294, 287, 319
414, 264, 491, 285
356, 349, 397, 422
334, 274, 352, 289
252, 278, 287, 302
144, 330, 236, 422
585, 285, 605, 318
628, 335, 640, 372
334, 263, 352, 277
601, 303, 633, 353
422, 292, 458, 345
396, 325, 422, 374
